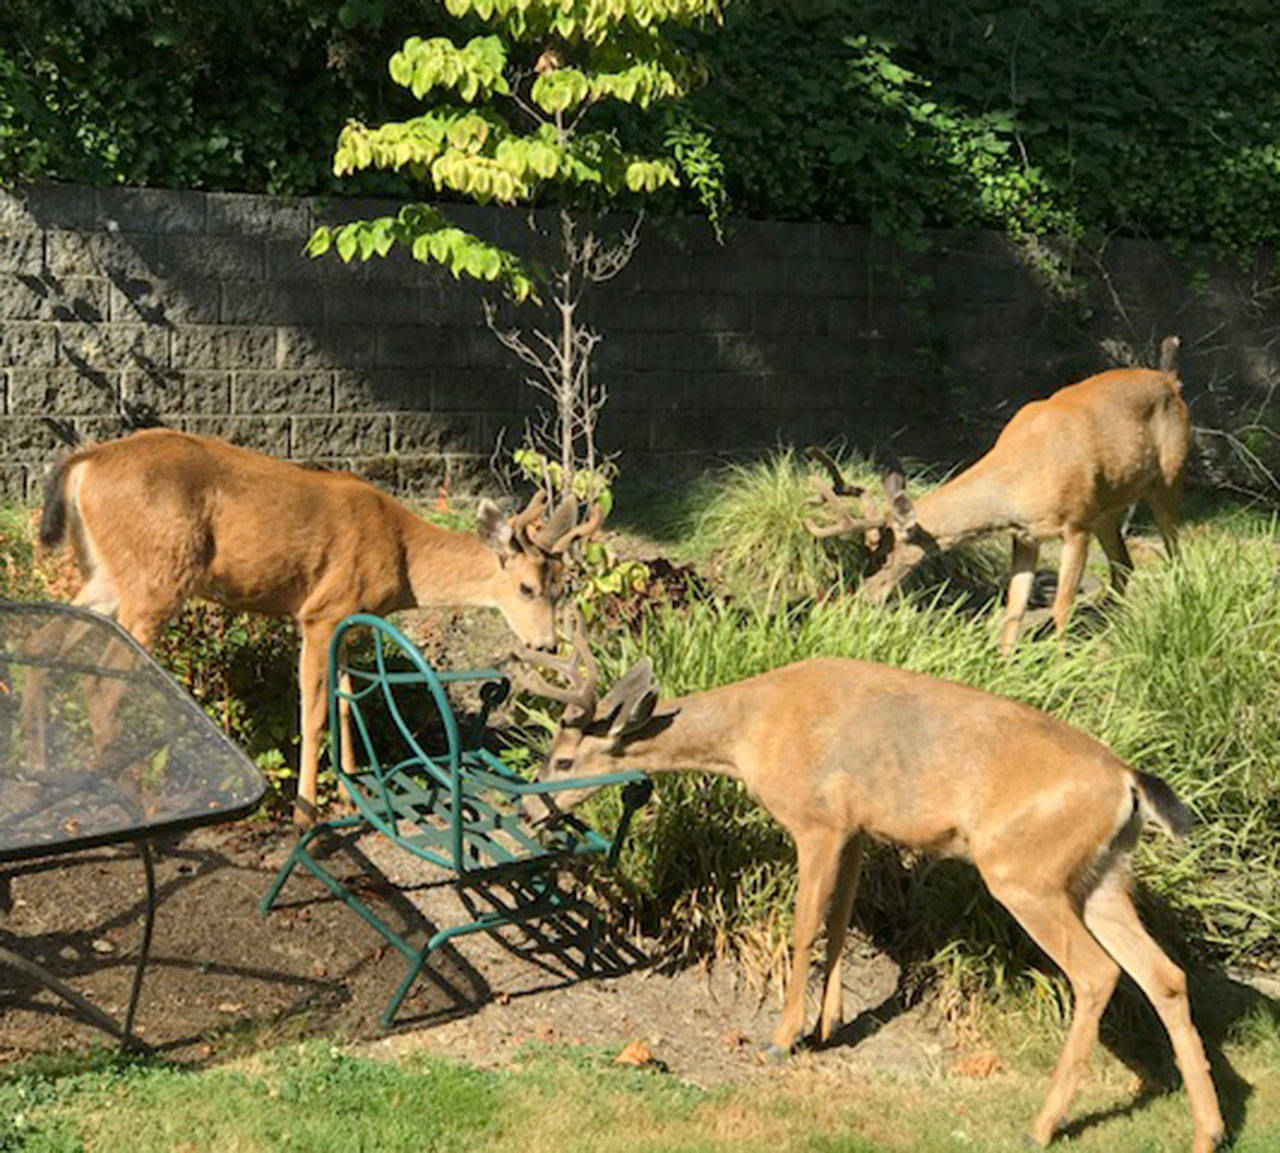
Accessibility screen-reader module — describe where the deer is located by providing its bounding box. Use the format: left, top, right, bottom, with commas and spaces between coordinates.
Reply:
38, 427, 600, 826
806, 336, 1191, 652
513, 619, 1224, 1153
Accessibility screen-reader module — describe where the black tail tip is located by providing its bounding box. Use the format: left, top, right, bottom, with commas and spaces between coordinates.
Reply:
1136, 770, 1194, 838
38, 459, 70, 550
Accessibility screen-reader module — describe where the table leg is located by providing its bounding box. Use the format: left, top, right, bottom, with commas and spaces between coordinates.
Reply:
0, 841, 156, 1051
122, 839, 156, 1044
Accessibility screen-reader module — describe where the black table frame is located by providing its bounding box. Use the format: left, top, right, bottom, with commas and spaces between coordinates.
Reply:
0, 603, 266, 1050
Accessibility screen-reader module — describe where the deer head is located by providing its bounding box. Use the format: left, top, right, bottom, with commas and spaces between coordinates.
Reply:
512, 610, 672, 815
803, 448, 926, 601
476, 492, 604, 651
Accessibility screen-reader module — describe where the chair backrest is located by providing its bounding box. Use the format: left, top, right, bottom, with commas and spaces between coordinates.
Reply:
328, 614, 466, 862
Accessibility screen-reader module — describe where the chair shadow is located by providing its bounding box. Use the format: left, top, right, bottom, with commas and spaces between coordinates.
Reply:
269, 827, 650, 1032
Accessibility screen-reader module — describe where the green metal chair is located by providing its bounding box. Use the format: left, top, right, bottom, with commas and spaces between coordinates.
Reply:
260, 613, 651, 1027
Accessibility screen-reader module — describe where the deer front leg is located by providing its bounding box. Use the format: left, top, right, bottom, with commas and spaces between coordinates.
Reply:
818, 835, 865, 1044
998, 537, 1040, 655
1049, 529, 1090, 637
769, 827, 844, 1056
294, 619, 337, 829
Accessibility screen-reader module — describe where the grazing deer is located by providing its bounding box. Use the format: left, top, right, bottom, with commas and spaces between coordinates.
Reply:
515, 623, 1224, 1153
39, 428, 599, 825
807, 336, 1190, 652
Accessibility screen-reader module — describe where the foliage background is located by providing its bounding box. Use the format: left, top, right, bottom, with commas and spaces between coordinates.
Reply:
5, 1, 1279, 255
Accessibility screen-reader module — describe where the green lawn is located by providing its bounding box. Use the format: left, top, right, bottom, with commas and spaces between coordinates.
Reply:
4, 1027, 1278, 1153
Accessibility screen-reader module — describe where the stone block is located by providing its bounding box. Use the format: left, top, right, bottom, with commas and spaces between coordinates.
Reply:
334, 369, 433, 411
0, 230, 44, 276
392, 411, 483, 455
45, 231, 160, 280
279, 325, 377, 370
120, 368, 227, 419
0, 324, 58, 369
234, 370, 332, 414
324, 284, 419, 325
205, 192, 310, 239
157, 234, 265, 281
172, 326, 277, 370
96, 187, 206, 234
292, 414, 390, 457
8, 366, 120, 414
0, 273, 107, 323
0, 417, 70, 458
57, 323, 169, 376
183, 415, 291, 455
430, 369, 519, 412
265, 238, 373, 283
222, 280, 326, 325
110, 277, 221, 325
0, 462, 29, 502
377, 325, 468, 369
12, 183, 96, 230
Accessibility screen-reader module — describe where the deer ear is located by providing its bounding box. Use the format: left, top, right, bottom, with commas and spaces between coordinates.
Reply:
608, 687, 660, 738
477, 499, 517, 556
881, 466, 918, 536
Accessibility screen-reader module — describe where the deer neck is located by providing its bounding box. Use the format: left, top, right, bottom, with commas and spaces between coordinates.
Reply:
913, 462, 1020, 547
400, 512, 501, 611
593, 690, 744, 780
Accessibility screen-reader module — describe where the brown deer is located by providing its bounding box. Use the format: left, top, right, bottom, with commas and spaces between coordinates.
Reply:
807, 336, 1190, 652
39, 428, 600, 825
514, 623, 1224, 1153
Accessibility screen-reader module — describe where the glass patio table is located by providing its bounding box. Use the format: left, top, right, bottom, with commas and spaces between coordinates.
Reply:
0, 602, 265, 1047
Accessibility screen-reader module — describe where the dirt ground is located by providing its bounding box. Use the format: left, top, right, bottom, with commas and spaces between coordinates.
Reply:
0, 818, 955, 1084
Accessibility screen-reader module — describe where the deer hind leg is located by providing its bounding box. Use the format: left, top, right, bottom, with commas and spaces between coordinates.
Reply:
1049, 529, 1090, 637
1093, 510, 1134, 597
818, 834, 865, 1044
1083, 874, 1223, 1153
82, 598, 177, 759
984, 879, 1120, 1146
999, 537, 1040, 655
294, 619, 338, 829
771, 826, 845, 1055
1146, 485, 1182, 560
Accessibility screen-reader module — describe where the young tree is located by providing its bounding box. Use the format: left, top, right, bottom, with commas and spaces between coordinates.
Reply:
309, 0, 725, 504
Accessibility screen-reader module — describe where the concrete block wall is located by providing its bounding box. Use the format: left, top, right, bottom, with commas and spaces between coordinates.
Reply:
1, 182, 1278, 501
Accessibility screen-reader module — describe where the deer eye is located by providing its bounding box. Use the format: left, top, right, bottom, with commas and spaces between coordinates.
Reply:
552, 756, 576, 775
518, 581, 535, 599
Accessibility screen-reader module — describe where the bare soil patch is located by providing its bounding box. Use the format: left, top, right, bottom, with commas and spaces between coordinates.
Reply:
0, 820, 954, 1084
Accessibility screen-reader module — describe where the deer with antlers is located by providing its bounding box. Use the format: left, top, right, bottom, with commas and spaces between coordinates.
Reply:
806, 337, 1190, 652
514, 621, 1224, 1153
39, 428, 600, 825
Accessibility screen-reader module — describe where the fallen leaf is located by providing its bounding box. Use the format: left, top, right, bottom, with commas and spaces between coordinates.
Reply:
533, 1021, 557, 1043
614, 1039, 655, 1067
950, 1050, 1003, 1078
216, 1002, 243, 1014
721, 1031, 750, 1051
494, 991, 511, 1006
90, 938, 115, 954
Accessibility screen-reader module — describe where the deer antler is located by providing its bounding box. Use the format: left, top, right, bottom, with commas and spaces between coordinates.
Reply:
510, 606, 599, 717
545, 501, 604, 554
803, 447, 886, 539
509, 490, 549, 547
524, 497, 605, 556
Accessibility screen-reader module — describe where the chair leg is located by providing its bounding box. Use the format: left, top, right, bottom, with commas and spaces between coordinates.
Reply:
383, 949, 432, 1029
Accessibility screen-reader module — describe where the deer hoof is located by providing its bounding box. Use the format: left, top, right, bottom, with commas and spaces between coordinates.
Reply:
758, 1042, 791, 1063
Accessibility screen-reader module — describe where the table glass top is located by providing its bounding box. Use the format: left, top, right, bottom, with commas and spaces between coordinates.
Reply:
0, 603, 266, 861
